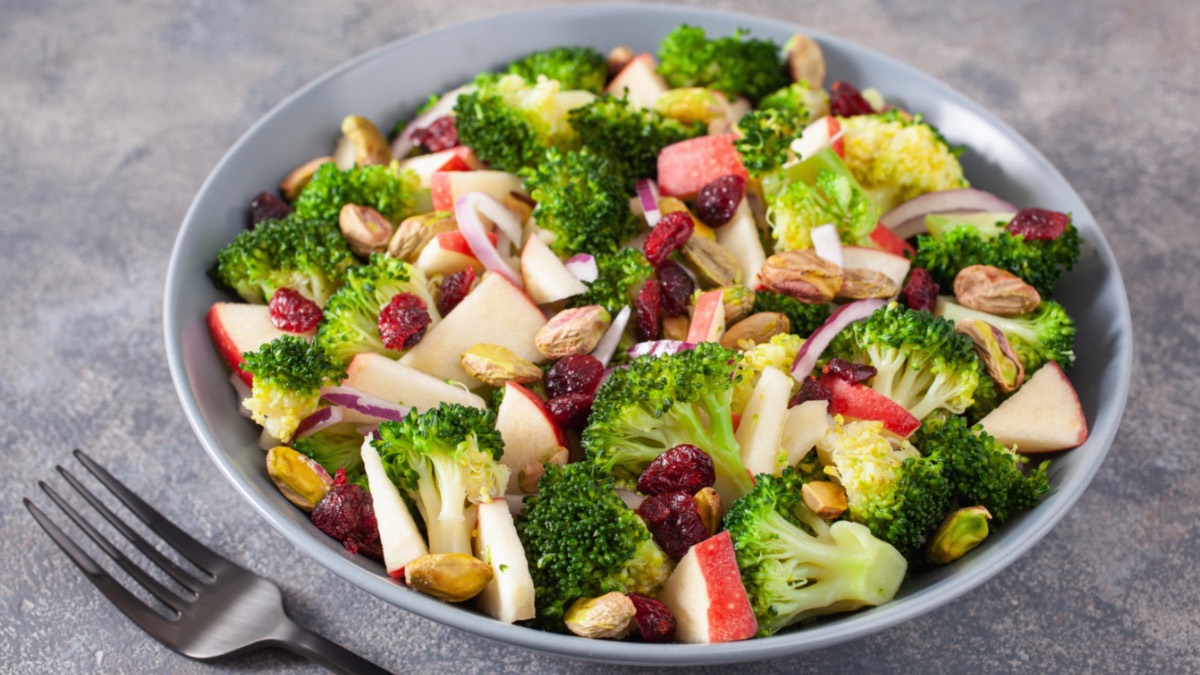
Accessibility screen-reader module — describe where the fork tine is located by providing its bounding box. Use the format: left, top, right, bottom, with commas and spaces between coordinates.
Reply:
25, 498, 172, 634
73, 449, 224, 573
38, 481, 190, 614
57, 466, 206, 593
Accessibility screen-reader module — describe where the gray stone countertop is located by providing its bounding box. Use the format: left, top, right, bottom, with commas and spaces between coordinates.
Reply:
2, 0, 1195, 672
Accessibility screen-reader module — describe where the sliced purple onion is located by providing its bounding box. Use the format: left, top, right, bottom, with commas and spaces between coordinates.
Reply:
504, 494, 527, 517
811, 223, 844, 267
468, 191, 524, 248
636, 178, 662, 227
389, 85, 474, 158
358, 425, 381, 440
455, 193, 522, 286
591, 305, 631, 366
790, 298, 887, 381
319, 385, 412, 423
565, 254, 598, 283
296, 406, 344, 438
627, 340, 697, 359
616, 489, 645, 510
880, 188, 1018, 240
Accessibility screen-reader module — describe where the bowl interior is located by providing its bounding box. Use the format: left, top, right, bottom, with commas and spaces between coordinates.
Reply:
164, 4, 1131, 665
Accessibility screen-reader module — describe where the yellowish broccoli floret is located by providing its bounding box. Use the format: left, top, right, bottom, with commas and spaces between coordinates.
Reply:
838, 112, 969, 211
732, 333, 804, 415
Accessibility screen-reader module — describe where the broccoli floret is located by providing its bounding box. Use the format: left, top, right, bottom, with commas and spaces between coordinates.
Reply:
816, 417, 952, 555
657, 25, 788, 101
766, 148, 880, 251
914, 221, 1083, 297
241, 336, 345, 443
373, 403, 509, 555
758, 81, 830, 122
751, 290, 831, 337
574, 249, 654, 315
911, 415, 1050, 523
937, 297, 1076, 374
837, 111, 968, 211
521, 147, 637, 257
453, 74, 592, 173
293, 422, 368, 478
584, 342, 754, 504
293, 161, 420, 225
209, 216, 355, 306
735, 108, 805, 176
314, 254, 439, 366
516, 463, 672, 630
569, 95, 704, 188
732, 333, 804, 416
506, 46, 608, 94
828, 302, 984, 420
724, 468, 908, 635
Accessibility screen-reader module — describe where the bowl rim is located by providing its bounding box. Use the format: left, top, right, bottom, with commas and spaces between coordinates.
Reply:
164, 2, 1132, 665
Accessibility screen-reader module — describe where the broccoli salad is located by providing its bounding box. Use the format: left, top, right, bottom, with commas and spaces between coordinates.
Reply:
206, 24, 1087, 642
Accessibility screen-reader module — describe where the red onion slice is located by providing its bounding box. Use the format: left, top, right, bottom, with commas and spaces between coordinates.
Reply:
390, 85, 474, 158
880, 188, 1018, 239
811, 223, 844, 267
319, 386, 412, 423
565, 254, 598, 283
455, 194, 522, 286
616, 489, 645, 510
296, 406, 344, 438
591, 305, 631, 366
627, 340, 697, 359
468, 191, 524, 248
636, 178, 662, 227
790, 298, 886, 381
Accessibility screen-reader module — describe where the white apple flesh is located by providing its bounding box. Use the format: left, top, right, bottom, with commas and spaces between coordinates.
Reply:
779, 400, 831, 467
605, 53, 668, 110
343, 352, 486, 411
495, 382, 568, 493
736, 366, 793, 476
207, 302, 315, 387
978, 361, 1088, 453
415, 238, 486, 278
361, 439, 428, 578
474, 500, 536, 623
715, 199, 767, 287
841, 246, 912, 289
657, 531, 758, 643
520, 234, 587, 304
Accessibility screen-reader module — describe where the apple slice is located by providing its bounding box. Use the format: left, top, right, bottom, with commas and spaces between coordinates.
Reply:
658, 134, 747, 199
821, 374, 920, 437
736, 366, 793, 477
978, 361, 1088, 453
207, 302, 315, 387
397, 147, 482, 188
780, 399, 830, 467
343, 352, 486, 411
605, 52, 668, 110
495, 382, 568, 492
715, 199, 766, 287
520, 233, 587, 304
790, 115, 842, 160
658, 531, 758, 643
867, 223, 916, 257
431, 170, 525, 212
361, 439, 427, 578
400, 272, 548, 385
415, 236, 486, 277
841, 246, 911, 289
474, 500, 536, 623
686, 290, 727, 343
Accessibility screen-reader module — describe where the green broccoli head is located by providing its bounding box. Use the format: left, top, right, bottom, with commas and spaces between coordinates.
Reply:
453, 74, 591, 173
829, 302, 984, 420
241, 336, 345, 443
751, 290, 832, 337
314, 254, 439, 366
758, 81, 830, 122
724, 468, 908, 636
735, 108, 805, 177
373, 403, 508, 555
583, 342, 754, 505
657, 25, 789, 101
573, 248, 654, 315
838, 111, 968, 212
914, 221, 1083, 297
521, 147, 637, 257
209, 216, 355, 306
506, 46, 608, 94
767, 148, 880, 250
911, 415, 1050, 524
293, 161, 420, 225
569, 94, 704, 189
937, 298, 1077, 373
817, 417, 952, 556
516, 463, 671, 630
293, 422, 368, 479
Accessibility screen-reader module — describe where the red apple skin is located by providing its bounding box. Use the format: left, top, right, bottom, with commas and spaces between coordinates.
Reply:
695, 532, 759, 643
658, 135, 748, 199
431, 170, 472, 211
686, 290, 726, 343
868, 223, 916, 257
821, 374, 921, 436
207, 304, 253, 386
827, 117, 845, 157
436, 230, 496, 258
207, 302, 313, 387
506, 382, 569, 448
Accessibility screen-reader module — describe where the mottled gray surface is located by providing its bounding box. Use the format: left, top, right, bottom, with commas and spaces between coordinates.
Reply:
1, 0, 1195, 672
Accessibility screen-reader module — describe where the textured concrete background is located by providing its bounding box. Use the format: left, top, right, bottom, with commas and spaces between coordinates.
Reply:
2, 0, 1196, 672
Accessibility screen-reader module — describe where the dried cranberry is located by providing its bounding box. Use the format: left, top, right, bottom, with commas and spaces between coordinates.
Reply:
628, 593, 677, 643
378, 293, 431, 351
823, 357, 876, 384
248, 191, 292, 227
903, 267, 939, 312
410, 115, 459, 153
657, 262, 695, 318
437, 267, 475, 316
636, 492, 709, 562
311, 469, 382, 559
546, 392, 594, 429
268, 288, 323, 332
633, 279, 663, 342
695, 175, 746, 227
789, 376, 833, 407
1006, 208, 1070, 241
546, 354, 605, 399
830, 80, 875, 117
637, 444, 715, 495
644, 211, 694, 267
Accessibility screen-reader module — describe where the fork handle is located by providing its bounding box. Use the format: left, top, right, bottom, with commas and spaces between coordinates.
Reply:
270, 620, 391, 674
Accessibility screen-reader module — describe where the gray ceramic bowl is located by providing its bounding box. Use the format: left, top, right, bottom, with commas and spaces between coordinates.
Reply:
164, 3, 1132, 665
